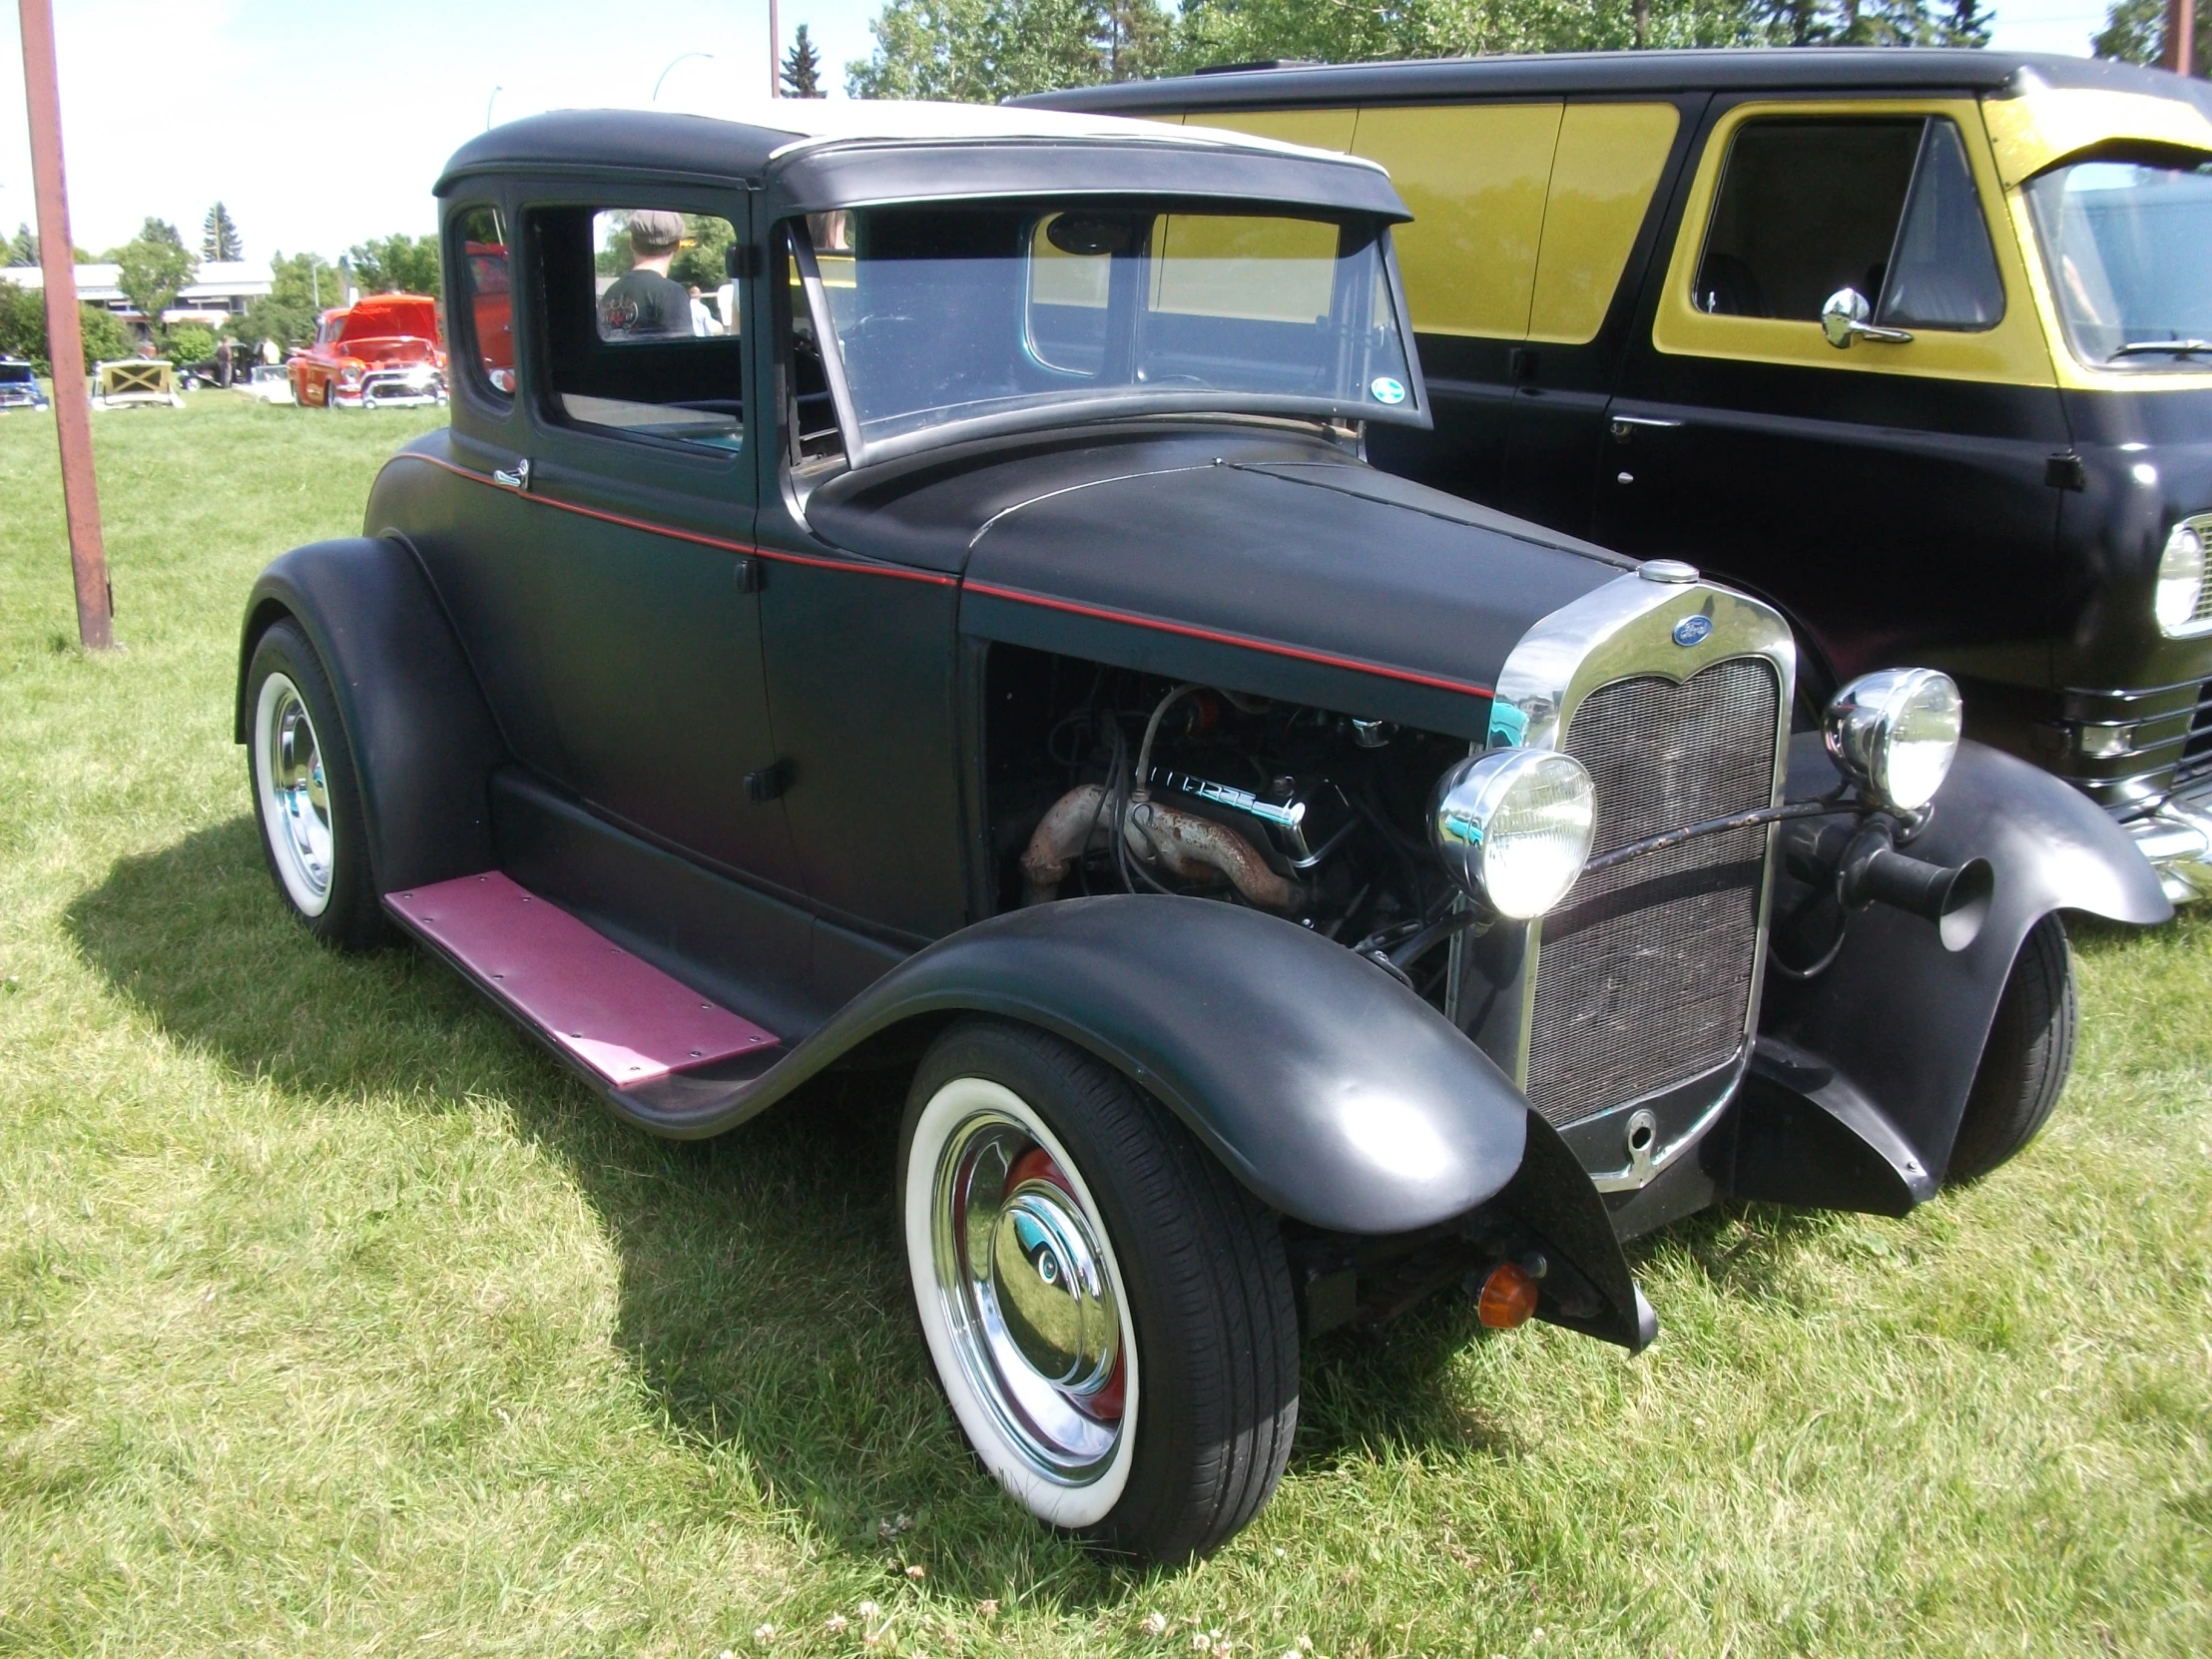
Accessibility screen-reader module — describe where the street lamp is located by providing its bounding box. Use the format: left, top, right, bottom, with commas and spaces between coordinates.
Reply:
485, 84, 503, 131
653, 51, 715, 103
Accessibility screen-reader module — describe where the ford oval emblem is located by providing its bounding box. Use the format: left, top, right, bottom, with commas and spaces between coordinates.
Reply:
1673, 613, 1714, 648
1369, 375, 1406, 405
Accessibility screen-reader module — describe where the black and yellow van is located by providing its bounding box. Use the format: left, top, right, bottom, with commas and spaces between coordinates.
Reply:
1031, 50, 2212, 902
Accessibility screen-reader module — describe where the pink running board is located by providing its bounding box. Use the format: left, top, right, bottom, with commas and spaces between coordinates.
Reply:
386, 871, 778, 1088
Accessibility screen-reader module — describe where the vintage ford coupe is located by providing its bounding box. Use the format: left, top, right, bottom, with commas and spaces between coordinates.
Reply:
237, 105, 2169, 1561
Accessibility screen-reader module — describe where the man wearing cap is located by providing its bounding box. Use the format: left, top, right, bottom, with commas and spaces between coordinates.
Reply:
599, 210, 698, 339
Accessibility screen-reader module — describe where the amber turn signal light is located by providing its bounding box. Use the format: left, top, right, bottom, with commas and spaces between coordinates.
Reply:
1476, 1262, 1540, 1330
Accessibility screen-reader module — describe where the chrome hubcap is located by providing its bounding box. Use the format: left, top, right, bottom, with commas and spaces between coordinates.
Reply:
932, 1113, 1125, 1483
261, 676, 333, 908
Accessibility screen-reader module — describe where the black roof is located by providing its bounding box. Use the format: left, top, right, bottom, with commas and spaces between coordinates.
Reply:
1020, 47, 2212, 120
436, 107, 1410, 220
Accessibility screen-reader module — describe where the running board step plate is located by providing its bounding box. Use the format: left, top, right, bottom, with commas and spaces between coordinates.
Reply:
386, 871, 778, 1088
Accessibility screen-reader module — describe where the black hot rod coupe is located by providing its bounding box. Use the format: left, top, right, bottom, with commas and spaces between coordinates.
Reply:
237, 104, 2170, 1562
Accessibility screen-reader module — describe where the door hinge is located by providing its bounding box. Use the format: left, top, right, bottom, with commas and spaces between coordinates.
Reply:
733, 555, 761, 594
1508, 345, 1541, 383
745, 760, 792, 803
2045, 454, 2087, 491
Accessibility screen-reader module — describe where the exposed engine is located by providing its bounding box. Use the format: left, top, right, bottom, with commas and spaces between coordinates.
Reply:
985, 647, 1471, 998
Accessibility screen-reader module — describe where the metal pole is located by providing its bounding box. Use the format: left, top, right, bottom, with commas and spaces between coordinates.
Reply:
2167, 0, 2196, 75
17, 0, 111, 650
770, 0, 781, 98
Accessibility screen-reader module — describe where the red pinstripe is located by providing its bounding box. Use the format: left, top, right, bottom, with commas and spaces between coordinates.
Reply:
382, 452, 1491, 701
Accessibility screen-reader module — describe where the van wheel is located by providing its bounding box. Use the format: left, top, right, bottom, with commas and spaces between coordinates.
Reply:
245, 620, 383, 951
1946, 913, 2077, 1184
899, 1019, 1299, 1563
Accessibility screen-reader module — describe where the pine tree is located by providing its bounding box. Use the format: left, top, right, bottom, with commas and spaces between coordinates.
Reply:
1938, 0, 1992, 46
201, 202, 243, 264
6, 223, 36, 267
783, 23, 826, 97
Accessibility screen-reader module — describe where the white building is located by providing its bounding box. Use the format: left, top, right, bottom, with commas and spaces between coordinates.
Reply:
0, 260, 273, 327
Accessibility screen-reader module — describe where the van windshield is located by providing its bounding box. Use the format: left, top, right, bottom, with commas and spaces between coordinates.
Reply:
798, 202, 1417, 463
2025, 157, 2212, 368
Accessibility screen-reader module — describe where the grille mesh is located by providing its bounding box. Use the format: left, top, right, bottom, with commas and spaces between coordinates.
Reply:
1524, 657, 1781, 1127
2178, 680, 2212, 793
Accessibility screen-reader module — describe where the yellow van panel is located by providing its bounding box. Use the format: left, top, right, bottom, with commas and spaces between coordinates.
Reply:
1353, 102, 1563, 340
1180, 108, 1357, 153
1527, 103, 1680, 346
1982, 87, 2212, 188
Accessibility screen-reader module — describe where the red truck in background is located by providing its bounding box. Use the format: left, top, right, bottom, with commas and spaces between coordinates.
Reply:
290, 291, 446, 409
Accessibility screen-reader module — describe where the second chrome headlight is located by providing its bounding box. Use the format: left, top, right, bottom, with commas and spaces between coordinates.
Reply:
1824, 667, 1962, 813
1430, 749, 1596, 920
2156, 520, 2206, 636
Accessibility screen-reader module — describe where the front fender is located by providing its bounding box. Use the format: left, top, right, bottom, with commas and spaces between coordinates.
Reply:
811, 894, 1531, 1237
1751, 735, 2170, 1189
237, 537, 508, 894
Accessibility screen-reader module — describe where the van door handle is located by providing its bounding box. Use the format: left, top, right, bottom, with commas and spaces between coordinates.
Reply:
492, 458, 532, 491
1609, 415, 1683, 441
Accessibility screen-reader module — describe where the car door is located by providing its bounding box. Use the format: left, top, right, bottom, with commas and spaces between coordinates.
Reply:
1593, 97, 2070, 707
427, 188, 799, 891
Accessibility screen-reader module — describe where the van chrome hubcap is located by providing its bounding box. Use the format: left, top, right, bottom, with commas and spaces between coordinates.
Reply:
931, 1112, 1125, 1482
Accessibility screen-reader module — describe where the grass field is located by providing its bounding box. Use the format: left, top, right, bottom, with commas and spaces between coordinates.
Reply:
1, 397, 2208, 1657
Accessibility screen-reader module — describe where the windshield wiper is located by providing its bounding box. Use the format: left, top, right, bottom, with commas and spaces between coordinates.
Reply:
2108, 338, 2212, 360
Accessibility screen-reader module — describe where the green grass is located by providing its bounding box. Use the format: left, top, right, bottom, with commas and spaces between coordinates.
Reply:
1, 396, 2208, 1658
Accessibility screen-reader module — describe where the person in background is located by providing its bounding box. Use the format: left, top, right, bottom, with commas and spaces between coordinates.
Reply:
598, 210, 697, 338
215, 334, 234, 388
262, 336, 279, 367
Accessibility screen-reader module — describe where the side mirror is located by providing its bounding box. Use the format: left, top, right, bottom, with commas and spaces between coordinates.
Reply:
1821, 287, 1914, 349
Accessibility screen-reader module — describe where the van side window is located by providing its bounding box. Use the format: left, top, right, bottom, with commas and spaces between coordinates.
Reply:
525, 206, 745, 451
451, 204, 513, 398
1695, 118, 2002, 331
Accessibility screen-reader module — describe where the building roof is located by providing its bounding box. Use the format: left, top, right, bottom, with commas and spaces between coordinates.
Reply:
0, 259, 272, 308
1020, 47, 2212, 120
435, 101, 1409, 220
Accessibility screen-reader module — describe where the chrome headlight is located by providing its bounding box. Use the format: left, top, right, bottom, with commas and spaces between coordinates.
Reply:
2155, 520, 2206, 635
1430, 749, 1596, 920
1824, 668, 1962, 813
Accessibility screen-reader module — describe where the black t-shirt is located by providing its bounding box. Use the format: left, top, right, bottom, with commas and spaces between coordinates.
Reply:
598, 268, 694, 339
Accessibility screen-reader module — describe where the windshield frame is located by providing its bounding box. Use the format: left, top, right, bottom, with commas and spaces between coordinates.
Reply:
787, 198, 1427, 472
2023, 148, 2212, 374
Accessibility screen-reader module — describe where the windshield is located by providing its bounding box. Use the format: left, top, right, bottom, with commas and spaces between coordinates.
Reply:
0, 362, 33, 383
800, 202, 1417, 462
2025, 157, 2212, 368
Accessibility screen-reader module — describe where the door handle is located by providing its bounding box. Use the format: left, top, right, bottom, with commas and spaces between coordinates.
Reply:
492, 458, 532, 491
1609, 415, 1683, 442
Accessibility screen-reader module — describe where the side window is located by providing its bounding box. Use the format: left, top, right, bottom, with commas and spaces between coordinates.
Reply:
1696, 118, 2002, 331
526, 205, 745, 451
451, 204, 513, 397
784, 221, 847, 468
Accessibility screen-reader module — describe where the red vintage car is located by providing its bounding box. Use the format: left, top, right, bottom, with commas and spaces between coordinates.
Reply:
289, 291, 447, 409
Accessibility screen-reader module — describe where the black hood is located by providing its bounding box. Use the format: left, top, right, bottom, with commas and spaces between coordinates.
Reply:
807, 424, 1630, 741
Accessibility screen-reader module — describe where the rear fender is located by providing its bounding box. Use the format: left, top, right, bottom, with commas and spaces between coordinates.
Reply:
1745, 735, 2170, 1191
237, 537, 508, 893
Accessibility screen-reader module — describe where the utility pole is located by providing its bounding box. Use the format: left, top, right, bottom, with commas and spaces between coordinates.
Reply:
770, 0, 781, 98
17, 0, 112, 650
2167, 0, 2196, 75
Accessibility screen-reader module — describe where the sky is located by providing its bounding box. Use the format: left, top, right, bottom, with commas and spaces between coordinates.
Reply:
0, 0, 2128, 268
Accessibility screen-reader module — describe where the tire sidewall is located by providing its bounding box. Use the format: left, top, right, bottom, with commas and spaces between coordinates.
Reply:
246, 621, 379, 949
901, 1070, 1142, 1529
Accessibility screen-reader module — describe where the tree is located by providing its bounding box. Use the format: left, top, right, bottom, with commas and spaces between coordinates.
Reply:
1938, 0, 1993, 45
846, 0, 1172, 102
113, 218, 196, 324
6, 224, 35, 267
783, 22, 826, 96
201, 202, 244, 263
346, 233, 442, 297
2096, 0, 2208, 73
0, 280, 137, 373
241, 250, 342, 351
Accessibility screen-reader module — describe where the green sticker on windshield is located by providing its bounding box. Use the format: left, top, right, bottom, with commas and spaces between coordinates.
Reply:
1370, 376, 1406, 405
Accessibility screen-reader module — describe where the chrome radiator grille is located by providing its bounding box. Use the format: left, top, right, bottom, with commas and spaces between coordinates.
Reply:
1524, 657, 1781, 1126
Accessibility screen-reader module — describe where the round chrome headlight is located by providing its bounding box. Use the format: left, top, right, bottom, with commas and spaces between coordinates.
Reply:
1429, 749, 1596, 920
1823, 668, 1962, 814
2155, 520, 2206, 636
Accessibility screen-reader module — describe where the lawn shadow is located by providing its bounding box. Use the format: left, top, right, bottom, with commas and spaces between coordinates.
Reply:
63, 818, 1845, 1596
